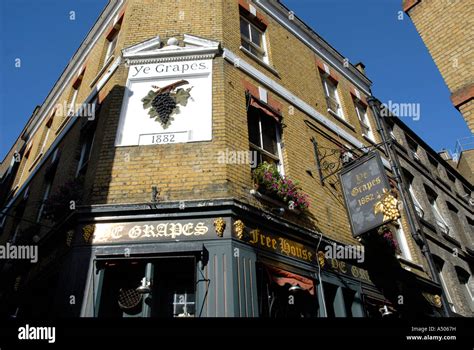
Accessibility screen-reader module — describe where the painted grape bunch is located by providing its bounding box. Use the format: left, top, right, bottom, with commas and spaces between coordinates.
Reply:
142, 79, 193, 129
151, 92, 177, 126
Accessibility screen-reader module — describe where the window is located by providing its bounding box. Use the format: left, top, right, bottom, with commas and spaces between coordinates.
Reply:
96, 258, 195, 318
36, 180, 52, 223
321, 74, 344, 119
434, 258, 456, 313
402, 169, 424, 218
247, 101, 282, 171
240, 16, 267, 62
68, 88, 79, 116
427, 155, 439, 176
322, 281, 364, 317
35, 115, 53, 159
354, 101, 374, 141
446, 202, 463, 238
406, 137, 420, 162
257, 264, 319, 318
104, 33, 118, 65
425, 187, 449, 234
76, 130, 96, 178
446, 171, 456, 183
393, 220, 413, 260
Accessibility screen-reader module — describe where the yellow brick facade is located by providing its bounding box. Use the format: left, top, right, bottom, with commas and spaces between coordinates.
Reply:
404, 0, 474, 133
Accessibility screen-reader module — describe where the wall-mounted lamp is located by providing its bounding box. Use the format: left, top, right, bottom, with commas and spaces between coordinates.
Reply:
379, 305, 393, 317
136, 277, 152, 294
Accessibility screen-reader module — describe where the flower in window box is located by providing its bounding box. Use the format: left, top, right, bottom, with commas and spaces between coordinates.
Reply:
377, 225, 400, 254
252, 162, 310, 211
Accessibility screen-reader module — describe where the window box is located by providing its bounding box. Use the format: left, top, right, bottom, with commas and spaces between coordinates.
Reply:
252, 162, 310, 212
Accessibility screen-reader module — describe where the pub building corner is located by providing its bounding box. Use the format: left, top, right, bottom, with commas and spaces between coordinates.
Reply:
0, 0, 453, 319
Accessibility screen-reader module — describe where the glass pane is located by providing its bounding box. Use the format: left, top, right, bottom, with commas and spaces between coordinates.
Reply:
250, 25, 262, 47
250, 46, 264, 60
247, 109, 261, 146
326, 80, 337, 100
261, 116, 278, 156
240, 18, 250, 39
241, 40, 251, 51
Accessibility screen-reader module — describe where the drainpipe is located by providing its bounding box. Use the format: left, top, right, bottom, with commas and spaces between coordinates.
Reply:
366, 96, 450, 317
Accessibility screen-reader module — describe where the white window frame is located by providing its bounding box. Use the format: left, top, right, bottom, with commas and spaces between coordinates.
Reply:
68, 88, 79, 116
430, 198, 449, 234
408, 184, 424, 218
173, 292, 195, 317
39, 127, 51, 155
240, 16, 268, 63
104, 33, 118, 65
354, 102, 374, 141
466, 276, 474, 302
249, 114, 284, 175
394, 220, 413, 261
76, 133, 95, 178
36, 181, 52, 223
322, 75, 344, 120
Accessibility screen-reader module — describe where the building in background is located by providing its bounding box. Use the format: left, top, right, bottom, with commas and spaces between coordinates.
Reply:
403, 0, 473, 133
403, 0, 474, 181
386, 116, 474, 315
0, 0, 471, 318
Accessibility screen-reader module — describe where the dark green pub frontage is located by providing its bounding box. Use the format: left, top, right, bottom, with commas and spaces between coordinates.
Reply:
1, 199, 442, 318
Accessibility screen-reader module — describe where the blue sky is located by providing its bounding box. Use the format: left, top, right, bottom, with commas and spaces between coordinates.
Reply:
1, 0, 471, 161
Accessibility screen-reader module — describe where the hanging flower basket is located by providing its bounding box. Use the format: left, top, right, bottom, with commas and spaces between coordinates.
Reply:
252, 162, 310, 211
377, 225, 400, 255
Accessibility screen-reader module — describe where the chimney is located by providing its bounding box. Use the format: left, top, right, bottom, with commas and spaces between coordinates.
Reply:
355, 62, 366, 75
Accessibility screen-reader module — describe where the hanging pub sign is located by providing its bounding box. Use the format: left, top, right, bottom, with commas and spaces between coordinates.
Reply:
340, 152, 392, 237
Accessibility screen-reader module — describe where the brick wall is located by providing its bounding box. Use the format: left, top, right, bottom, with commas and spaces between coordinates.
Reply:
404, 0, 474, 132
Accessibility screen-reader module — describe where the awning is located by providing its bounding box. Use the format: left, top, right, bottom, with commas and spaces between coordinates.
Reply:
249, 95, 281, 123
266, 265, 315, 295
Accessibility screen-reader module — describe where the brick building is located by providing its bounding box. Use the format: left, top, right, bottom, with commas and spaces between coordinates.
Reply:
386, 116, 474, 316
0, 0, 471, 318
403, 0, 473, 133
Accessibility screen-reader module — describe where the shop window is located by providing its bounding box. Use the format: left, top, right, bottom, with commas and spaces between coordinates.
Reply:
247, 97, 282, 171
354, 99, 375, 141
321, 74, 344, 120
257, 264, 319, 318
240, 16, 267, 62
322, 281, 364, 317
96, 258, 195, 318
